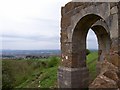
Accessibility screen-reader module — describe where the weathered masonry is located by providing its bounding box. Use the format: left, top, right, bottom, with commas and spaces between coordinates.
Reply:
58, 2, 120, 88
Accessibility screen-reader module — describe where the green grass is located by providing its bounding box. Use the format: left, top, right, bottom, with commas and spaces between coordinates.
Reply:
2, 60, 34, 87
87, 51, 98, 81
2, 56, 60, 88
2, 52, 98, 88
16, 57, 60, 88
39, 66, 58, 88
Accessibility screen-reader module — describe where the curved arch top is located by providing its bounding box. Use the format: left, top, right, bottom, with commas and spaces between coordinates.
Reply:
71, 14, 111, 68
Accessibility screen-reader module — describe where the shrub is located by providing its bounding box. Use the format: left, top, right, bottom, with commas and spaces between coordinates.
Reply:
41, 61, 47, 68
47, 57, 59, 68
86, 49, 90, 55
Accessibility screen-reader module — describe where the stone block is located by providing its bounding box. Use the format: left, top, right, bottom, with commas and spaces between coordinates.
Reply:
89, 60, 119, 89
110, 2, 118, 9
58, 67, 89, 88
61, 16, 71, 29
103, 70, 119, 81
109, 53, 119, 67
110, 14, 119, 39
110, 6, 118, 15
89, 75, 118, 88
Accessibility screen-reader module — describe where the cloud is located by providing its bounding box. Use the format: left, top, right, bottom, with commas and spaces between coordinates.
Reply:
2, 40, 60, 50
2, 34, 60, 50
0, 0, 98, 50
2, 34, 59, 42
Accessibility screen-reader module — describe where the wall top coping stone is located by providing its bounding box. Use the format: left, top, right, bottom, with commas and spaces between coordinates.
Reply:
62, 2, 119, 15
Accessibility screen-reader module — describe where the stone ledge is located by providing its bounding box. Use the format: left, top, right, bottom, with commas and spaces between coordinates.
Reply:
58, 66, 88, 72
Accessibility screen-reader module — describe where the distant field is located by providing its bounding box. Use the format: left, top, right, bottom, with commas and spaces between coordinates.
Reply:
2, 51, 98, 88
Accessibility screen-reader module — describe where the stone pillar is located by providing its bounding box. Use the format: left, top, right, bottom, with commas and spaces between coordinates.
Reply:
58, 41, 89, 88
58, 3, 90, 88
58, 67, 89, 88
59, 25, 89, 88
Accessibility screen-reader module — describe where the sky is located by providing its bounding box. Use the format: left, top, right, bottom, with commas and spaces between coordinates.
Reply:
0, 0, 98, 50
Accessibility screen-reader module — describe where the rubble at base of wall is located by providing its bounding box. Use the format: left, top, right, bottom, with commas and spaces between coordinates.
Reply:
89, 60, 120, 89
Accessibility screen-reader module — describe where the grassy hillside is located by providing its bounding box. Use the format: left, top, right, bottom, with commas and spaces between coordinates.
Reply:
87, 51, 98, 82
2, 57, 60, 89
2, 52, 98, 89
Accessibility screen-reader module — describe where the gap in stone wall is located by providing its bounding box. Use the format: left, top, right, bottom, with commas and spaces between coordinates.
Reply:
86, 28, 98, 84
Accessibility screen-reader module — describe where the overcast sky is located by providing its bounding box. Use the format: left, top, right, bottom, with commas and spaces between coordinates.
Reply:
0, 0, 98, 50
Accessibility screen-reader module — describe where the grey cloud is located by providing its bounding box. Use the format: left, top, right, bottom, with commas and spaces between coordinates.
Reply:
2, 34, 59, 42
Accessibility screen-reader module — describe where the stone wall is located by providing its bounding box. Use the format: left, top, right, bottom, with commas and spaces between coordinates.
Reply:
58, 1, 120, 88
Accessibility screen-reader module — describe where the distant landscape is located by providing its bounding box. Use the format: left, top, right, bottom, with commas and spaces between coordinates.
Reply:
1, 49, 97, 59
2, 49, 98, 89
1, 50, 61, 60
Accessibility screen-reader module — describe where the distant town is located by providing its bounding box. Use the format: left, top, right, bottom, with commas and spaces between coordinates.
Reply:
1, 50, 61, 60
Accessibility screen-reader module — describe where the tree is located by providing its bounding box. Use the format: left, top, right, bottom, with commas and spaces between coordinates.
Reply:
86, 49, 90, 55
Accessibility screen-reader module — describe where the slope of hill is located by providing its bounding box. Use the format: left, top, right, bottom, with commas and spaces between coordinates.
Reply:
2, 51, 98, 88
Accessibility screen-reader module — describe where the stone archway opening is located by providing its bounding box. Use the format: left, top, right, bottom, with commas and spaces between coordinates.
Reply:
86, 29, 98, 83
72, 14, 110, 67
86, 26, 111, 84
72, 14, 111, 87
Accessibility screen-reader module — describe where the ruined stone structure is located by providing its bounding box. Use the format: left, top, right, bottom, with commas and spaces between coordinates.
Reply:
58, 1, 120, 88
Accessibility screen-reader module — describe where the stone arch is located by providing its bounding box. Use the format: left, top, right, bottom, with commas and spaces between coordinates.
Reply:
91, 19, 111, 60
91, 25, 111, 61
71, 13, 111, 67
58, 2, 120, 88
61, 2, 111, 45
72, 14, 103, 68
71, 13, 111, 78
69, 3, 110, 31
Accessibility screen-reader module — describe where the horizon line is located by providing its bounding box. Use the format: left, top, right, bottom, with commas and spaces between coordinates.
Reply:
1, 49, 98, 51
